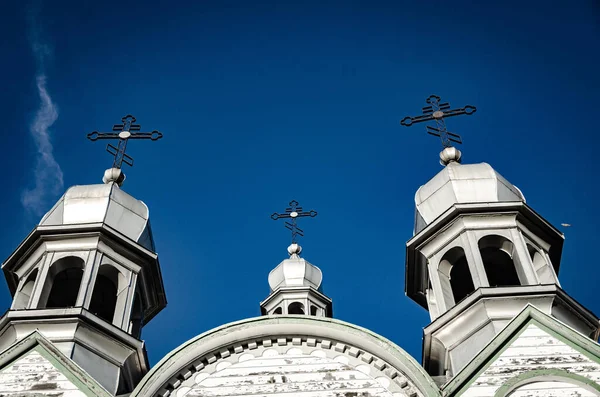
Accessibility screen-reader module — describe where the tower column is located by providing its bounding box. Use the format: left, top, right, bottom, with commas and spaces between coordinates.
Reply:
510, 228, 539, 284
116, 271, 136, 329
461, 232, 489, 288
76, 250, 95, 307
427, 253, 452, 313
28, 252, 53, 308
81, 250, 102, 309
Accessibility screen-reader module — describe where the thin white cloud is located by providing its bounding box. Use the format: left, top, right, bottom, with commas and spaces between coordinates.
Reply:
21, 4, 64, 216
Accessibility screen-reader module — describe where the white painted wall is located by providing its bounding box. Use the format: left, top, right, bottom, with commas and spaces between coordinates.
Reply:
462, 324, 600, 397
0, 350, 86, 397
508, 380, 597, 397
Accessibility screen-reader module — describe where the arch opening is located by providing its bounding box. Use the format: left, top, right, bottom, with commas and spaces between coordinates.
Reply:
310, 305, 318, 316
479, 235, 520, 287
89, 265, 121, 323
439, 247, 474, 305
273, 307, 282, 315
288, 302, 305, 315
14, 269, 39, 309
44, 256, 84, 309
42, 257, 85, 309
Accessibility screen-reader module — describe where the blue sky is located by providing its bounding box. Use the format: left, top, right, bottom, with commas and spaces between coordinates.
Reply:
0, 1, 599, 365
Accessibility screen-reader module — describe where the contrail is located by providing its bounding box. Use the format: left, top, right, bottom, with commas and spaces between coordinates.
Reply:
21, 4, 64, 217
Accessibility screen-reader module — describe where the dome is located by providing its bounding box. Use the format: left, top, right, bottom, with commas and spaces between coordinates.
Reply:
414, 162, 525, 233
268, 255, 323, 291
40, 182, 155, 251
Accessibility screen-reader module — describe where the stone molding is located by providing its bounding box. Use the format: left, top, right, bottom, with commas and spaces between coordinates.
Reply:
132, 316, 441, 397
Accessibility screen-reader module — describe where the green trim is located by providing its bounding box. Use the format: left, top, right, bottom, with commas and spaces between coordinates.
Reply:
449, 316, 530, 396
34, 346, 92, 395
444, 304, 600, 396
132, 315, 441, 397
530, 319, 600, 364
493, 369, 600, 397
0, 331, 111, 397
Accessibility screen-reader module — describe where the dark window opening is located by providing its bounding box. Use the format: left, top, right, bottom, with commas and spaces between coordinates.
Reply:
273, 307, 282, 315
441, 247, 474, 304
90, 265, 121, 323
47, 268, 83, 308
310, 305, 318, 316
90, 275, 117, 322
479, 235, 520, 287
288, 302, 305, 315
449, 254, 475, 304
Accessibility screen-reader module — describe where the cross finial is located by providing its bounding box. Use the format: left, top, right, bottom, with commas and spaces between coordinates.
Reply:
271, 200, 317, 246
87, 115, 163, 169
400, 95, 477, 149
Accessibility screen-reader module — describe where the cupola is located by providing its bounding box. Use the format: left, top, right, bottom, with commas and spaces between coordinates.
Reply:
261, 243, 332, 317
405, 147, 598, 381
1, 167, 166, 395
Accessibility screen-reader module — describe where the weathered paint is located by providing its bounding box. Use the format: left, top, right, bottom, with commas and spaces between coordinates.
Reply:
171, 342, 418, 397
461, 324, 600, 397
183, 353, 401, 397
0, 332, 111, 397
131, 316, 440, 397
0, 349, 86, 397
506, 380, 597, 397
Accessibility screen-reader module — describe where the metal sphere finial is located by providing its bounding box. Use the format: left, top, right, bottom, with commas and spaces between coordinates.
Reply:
287, 243, 302, 257
439, 147, 462, 166
102, 168, 125, 186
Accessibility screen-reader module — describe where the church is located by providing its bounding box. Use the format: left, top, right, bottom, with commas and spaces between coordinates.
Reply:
1, 99, 599, 397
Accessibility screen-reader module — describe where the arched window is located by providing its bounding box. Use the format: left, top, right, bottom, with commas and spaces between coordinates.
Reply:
479, 235, 520, 287
310, 305, 318, 316
41, 256, 85, 309
288, 302, 305, 315
527, 244, 553, 284
14, 269, 38, 309
273, 307, 282, 315
439, 247, 475, 305
89, 265, 121, 323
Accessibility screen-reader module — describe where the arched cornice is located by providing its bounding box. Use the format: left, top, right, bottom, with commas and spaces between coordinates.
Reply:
493, 369, 600, 397
132, 315, 440, 397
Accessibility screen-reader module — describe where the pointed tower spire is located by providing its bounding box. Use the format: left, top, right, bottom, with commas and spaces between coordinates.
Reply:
260, 201, 332, 317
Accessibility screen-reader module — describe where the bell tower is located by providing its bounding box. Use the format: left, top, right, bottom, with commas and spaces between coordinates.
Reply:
401, 97, 600, 383
0, 117, 166, 395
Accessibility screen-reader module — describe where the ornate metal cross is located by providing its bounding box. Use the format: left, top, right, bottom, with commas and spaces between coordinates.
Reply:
87, 115, 163, 169
271, 200, 317, 244
400, 95, 476, 148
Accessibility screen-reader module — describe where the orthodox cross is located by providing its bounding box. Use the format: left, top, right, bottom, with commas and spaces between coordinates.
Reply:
87, 115, 163, 168
400, 95, 476, 148
271, 200, 317, 244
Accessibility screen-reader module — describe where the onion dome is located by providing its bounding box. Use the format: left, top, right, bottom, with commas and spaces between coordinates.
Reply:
267, 244, 323, 292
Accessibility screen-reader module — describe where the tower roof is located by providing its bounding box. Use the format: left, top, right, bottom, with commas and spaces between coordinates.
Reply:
414, 154, 525, 234
40, 178, 155, 252
267, 244, 323, 291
